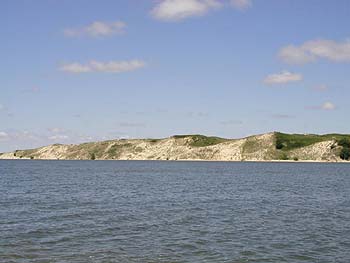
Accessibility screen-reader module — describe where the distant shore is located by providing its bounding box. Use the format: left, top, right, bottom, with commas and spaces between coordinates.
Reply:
1, 132, 349, 163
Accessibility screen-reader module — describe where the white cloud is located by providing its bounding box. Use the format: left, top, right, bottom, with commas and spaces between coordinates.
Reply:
321, 102, 336, 110
279, 39, 350, 64
278, 45, 315, 64
60, 63, 91, 73
230, 0, 252, 10
1, 131, 41, 142
60, 60, 146, 74
151, 0, 222, 21
48, 135, 69, 140
306, 101, 336, 111
312, 84, 328, 91
264, 71, 303, 85
0, 131, 9, 141
64, 21, 126, 38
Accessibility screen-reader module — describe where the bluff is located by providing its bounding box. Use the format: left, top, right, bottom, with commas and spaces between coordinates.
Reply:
1, 132, 349, 162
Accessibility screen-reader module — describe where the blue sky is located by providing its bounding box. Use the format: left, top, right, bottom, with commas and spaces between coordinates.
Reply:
1, 0, 350, 151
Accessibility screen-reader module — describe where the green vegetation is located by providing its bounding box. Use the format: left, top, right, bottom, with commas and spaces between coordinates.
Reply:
90, 152, 96, 160
243, 139, 260, 154
275, 133, 326, 151
279, 152, 289, 160
107, 143, 132, 157
338, 138, 350, 160
275, 133, 350, 161
340, 147, 350, 160
189, 135, 227, 147
337, 138, 350, 148
276, 140, 284, 150
172, 134, 227, 147
275, 132, 350, 151
134, 147, 143, 153
172, 135, 192, 139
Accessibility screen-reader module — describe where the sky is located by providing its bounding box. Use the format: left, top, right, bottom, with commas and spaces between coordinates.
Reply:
1, 0, 350, 152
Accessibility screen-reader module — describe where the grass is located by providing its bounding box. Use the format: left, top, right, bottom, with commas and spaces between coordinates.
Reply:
106, 143, 132, 158
190, 135, 227, 147
275, 132, 350, 151
172, 134, 227, 147
148, 139, 160, 143
242, 139, 259, 154
172, 135, 192, 139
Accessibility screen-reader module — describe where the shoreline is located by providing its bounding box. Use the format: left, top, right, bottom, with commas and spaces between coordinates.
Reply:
0, 158, 347, 163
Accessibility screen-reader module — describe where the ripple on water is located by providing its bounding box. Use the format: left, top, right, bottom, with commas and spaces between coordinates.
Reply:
1, 160, 350, 262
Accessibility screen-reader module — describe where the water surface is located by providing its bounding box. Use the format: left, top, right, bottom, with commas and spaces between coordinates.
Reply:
1, 160, 350, 262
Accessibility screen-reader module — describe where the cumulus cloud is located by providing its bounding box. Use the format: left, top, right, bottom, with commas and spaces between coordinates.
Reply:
279, 39, 350, 64
306, 101, 336, 111
64, 21, 126, 38
60, 63, 91, 73
60, 60, 146, 74
151, 0, 222, 21
321, 102, 336, 110
230, 0, 252, 10
263, 71, 303, 85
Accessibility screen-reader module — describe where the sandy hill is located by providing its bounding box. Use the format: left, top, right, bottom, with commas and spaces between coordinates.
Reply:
1, 132, 350, 162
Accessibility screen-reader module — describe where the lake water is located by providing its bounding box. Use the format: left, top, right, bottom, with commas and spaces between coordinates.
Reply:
1, 160, 350, 263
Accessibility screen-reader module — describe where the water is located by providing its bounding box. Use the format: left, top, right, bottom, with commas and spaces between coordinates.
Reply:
1, 160, 350, 263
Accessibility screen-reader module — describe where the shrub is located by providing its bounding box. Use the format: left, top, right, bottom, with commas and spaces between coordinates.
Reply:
275, 132, 326, 151
340, 147, 350, 160
276, 139, 284, 149
293, 157, 299, 161
337, 138, 350, 148
90, 153, 96, 160
279, 153, 289, 160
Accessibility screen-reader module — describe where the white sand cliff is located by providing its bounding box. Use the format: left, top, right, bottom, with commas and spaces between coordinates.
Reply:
0, 132, 348, 162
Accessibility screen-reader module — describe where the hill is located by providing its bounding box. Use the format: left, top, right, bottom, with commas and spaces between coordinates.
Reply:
1, 132, 350, 162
